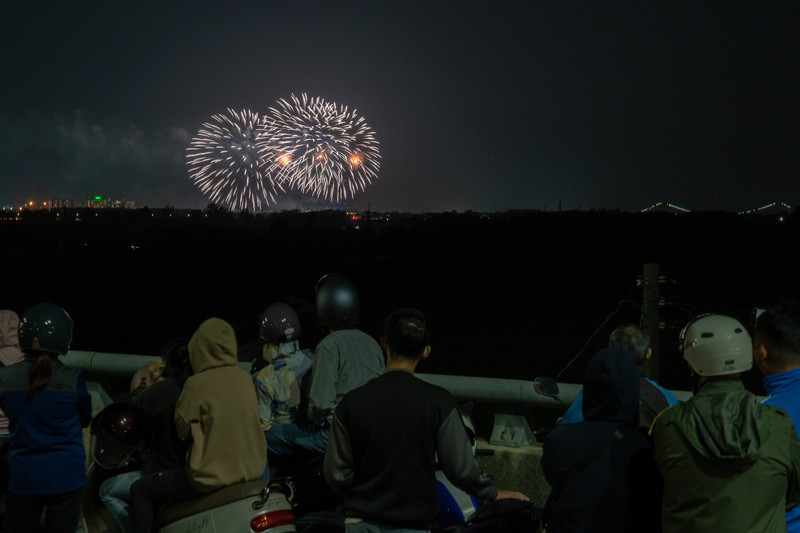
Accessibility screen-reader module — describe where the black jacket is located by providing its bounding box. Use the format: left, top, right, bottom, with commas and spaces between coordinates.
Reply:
324, 369, 496, 529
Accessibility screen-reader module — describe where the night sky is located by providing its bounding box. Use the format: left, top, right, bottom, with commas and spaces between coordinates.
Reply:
2, 1, 798, 213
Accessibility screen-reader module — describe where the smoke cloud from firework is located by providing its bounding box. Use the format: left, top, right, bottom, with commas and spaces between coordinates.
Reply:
186, 94, 380, 211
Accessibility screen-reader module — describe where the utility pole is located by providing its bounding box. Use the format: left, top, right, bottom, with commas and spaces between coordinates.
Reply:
640, 263, 661, 381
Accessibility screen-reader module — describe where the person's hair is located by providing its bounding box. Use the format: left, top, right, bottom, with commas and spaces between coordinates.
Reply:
383, 308, 429, 360
608, 324, 650, 366
28, 352, 53, 401
756, 300, 800, 366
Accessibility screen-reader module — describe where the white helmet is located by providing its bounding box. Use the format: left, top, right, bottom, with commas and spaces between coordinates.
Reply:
680, 314, 752, 376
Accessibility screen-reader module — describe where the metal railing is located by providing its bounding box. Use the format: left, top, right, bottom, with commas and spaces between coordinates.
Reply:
63, 350, 692, 409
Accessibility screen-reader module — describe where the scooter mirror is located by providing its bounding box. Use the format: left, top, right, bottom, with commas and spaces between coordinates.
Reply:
533, 376, 560, 399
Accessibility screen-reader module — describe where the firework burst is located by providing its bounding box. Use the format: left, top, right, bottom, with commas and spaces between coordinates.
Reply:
259, 94, 380, 203
186, 108, 282, 211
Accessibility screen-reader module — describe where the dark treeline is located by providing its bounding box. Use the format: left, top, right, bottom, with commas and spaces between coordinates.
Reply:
3, 207, 798, 395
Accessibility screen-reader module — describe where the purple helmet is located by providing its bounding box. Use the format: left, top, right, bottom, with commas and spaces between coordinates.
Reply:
259, 303, 301, 344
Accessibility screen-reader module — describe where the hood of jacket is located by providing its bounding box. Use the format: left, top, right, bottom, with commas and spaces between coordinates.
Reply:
188, 318, 238, 373
671, 380, 765, 467
0, 309, 24, 367
582, 348, 640, 424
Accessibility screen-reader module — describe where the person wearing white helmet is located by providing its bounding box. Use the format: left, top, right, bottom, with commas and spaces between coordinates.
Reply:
753, 300, 800, 533
651, 314, 800, 533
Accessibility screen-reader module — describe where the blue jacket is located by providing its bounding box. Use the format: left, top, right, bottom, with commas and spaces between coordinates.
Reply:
561, 374, 679, 429
763, 366, 800, 533
0, 355, 92, 494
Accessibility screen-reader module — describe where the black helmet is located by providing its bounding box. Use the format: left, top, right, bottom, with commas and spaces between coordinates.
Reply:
315, 274, 360, 327
91, 403, 147, 470
18, 303, 73, 355
259, 303, 302, 344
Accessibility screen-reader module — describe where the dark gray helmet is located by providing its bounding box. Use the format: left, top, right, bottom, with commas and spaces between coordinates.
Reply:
18, 303, 73, 355
315, 274, 360, 327
259, 303, 301, 344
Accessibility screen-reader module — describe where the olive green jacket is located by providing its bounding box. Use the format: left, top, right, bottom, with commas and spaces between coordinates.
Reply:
652, 380, 800, 533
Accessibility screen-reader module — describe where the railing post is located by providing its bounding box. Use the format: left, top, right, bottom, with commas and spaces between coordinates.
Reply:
640, 263, 660, 381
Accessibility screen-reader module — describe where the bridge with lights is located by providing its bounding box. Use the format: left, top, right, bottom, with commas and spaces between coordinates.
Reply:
640, 201, 794, 215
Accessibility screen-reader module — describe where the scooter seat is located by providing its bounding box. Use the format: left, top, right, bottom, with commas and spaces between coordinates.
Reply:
156, 480, 269, 527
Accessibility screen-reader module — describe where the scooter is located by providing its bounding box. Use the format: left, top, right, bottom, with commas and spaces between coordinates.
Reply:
272, 458, 540, 533
83, 402, 539, 533
84, 402, 301, 533
82, 461, 300, 533
155, 479, 296, 533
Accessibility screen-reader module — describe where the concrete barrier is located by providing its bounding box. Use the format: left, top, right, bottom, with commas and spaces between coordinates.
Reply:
475, 438, 549, 509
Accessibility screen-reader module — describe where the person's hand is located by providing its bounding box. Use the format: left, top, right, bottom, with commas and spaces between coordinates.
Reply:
495, 489, 530, 501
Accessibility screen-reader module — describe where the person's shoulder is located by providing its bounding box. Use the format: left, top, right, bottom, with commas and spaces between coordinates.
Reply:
642, 376, 680, 402
51, 357, 83, 380
760, 401, 795, 423
327, 328, 377, 343
411, 376, 458, 408
649, 400, 686, 433
0, 359, 29, 385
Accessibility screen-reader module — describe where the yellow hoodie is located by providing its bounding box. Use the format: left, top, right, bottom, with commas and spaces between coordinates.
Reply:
176, 317, 266, 492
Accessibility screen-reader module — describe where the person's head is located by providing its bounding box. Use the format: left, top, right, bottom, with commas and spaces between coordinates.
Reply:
582, 348, 640, 424
161, 337, 192, 386
753, 300, 800, 375
381, 308, 430, 367
608, 324, 651, 366
0, 309, 24, 367
680, 314, 752, 388
315, 273, 360, 329
258, 302, 301, 362
17, 303, 73, 401
187, 317, 238, 374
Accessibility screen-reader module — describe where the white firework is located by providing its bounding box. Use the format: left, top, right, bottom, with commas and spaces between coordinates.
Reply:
186, 108, 283, 211
259, 94, 381, 203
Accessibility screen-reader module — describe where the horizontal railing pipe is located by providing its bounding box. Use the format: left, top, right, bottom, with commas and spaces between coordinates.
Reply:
62, 350, 692, 407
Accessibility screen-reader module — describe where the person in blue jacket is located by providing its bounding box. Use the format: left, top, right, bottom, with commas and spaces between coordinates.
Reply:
560, 324, 679, 428
0, 303, 92, 533
753, 300, 800, 533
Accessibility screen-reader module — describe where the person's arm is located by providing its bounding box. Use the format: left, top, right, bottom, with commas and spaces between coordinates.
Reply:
788, 425, 800, 510
307, 343, 338, 427
174, 383, 195, 442
437, 407, 498, 501
323, 410, 354, 495
76, 371, 92, 427
559, 392, 584, 425
437, 408, 530, 502
254, 369, 277, 429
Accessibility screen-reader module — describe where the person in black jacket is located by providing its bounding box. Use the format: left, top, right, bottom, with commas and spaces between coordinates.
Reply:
324, 308, 528, 533
541, 348, 662, 532
97, 338, 191, 533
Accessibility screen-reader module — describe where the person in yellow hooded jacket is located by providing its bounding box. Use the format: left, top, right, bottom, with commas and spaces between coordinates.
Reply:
129, 317, 266, 533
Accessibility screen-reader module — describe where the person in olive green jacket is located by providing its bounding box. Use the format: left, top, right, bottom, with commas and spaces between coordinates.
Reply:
652, 314, 800, 533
